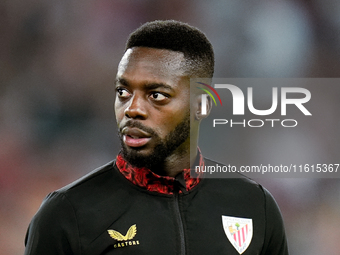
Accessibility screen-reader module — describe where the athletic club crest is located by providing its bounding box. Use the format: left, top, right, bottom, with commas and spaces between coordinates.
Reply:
222, 215, 253, 254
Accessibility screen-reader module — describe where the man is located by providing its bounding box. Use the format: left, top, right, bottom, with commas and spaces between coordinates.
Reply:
24, 20, 288, 255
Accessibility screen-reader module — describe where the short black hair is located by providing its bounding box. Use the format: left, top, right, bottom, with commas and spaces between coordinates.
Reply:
125, 20, 214, 78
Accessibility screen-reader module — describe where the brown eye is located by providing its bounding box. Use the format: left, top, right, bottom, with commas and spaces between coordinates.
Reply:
150, 92, 167, 101
117, 88, 131, 98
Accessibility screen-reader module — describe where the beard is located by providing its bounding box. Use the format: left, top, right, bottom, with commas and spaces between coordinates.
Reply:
118, 112, 190, 172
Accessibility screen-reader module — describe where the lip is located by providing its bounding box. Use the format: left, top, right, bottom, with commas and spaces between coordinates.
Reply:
122, 127, 152, 148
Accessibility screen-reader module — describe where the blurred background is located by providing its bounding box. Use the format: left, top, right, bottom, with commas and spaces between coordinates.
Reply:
1, 0, 340, 254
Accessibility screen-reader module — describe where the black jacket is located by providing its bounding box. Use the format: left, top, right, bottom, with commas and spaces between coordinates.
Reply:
24, 158, 288, 255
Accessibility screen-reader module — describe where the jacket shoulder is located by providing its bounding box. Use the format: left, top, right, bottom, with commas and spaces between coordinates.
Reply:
58, 161, 115, 193
202, 157, 260, 187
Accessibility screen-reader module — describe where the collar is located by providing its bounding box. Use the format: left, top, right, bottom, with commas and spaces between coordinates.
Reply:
115, 150, 205, 195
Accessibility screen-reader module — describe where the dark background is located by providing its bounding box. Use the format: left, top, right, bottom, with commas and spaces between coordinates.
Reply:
1, 1, 340, 254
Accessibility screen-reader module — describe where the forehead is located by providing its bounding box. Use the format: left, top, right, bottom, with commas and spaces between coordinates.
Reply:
117, 47, 187, 86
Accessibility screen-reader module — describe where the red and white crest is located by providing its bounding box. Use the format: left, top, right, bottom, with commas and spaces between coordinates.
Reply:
222, 215, 253, 254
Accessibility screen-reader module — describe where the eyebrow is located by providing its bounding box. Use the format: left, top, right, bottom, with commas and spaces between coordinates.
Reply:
116, 78, 175, 92
116, 78, 128, 87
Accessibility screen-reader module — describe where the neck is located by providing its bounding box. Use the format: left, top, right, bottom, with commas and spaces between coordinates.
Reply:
160, 152, 190, 178
152, 139, 198, 178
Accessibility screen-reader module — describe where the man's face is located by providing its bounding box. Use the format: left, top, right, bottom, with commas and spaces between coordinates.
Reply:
115, 47, 191, 170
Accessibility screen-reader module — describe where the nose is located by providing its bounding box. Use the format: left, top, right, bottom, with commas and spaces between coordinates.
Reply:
124, 94, 147, 119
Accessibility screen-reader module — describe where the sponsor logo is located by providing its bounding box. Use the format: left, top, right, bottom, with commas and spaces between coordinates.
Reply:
222, 215, 253, 254
108, 224, 140, 249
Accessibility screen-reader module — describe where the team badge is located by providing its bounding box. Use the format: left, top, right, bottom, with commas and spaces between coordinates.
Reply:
222, 215, 253, 254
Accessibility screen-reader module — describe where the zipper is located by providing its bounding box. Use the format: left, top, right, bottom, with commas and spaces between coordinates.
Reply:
174, 191, 186, 255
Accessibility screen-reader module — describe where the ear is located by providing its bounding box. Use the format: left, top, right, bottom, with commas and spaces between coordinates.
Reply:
195, 94, 213, 120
